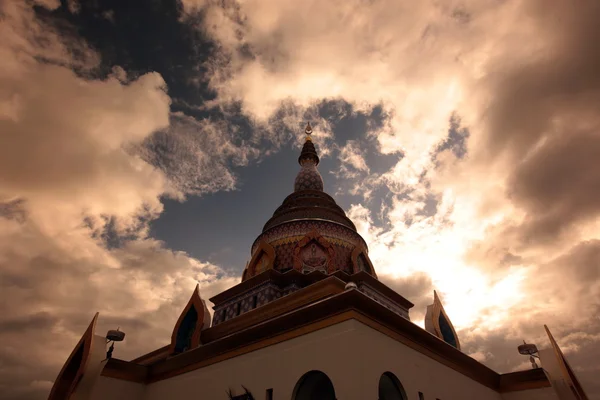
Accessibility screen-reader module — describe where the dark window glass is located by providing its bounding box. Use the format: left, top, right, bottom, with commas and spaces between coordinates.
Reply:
438, 312, 458, 348
292, 370, 336, 400
174, 306, 198, 353
378, 372, 407, 400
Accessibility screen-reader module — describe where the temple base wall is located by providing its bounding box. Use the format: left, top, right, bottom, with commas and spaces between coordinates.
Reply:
89, 376, 145, 400
144, 319, 502, 400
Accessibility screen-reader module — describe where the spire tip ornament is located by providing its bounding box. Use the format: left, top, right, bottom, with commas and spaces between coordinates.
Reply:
304, 122, 313, 141
305, 122, 313, 135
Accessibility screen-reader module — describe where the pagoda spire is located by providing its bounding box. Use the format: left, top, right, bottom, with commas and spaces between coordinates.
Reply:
294, 122, 324, 191
298, 122, 320, 166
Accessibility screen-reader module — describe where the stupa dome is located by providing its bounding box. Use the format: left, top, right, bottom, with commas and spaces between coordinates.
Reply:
242, 123, 377, 282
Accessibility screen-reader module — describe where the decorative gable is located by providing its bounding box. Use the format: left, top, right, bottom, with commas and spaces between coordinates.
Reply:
424, 290, 461, 351
245, 240, 276, 280
169, 284, 211, 355
48, 313, 99, 400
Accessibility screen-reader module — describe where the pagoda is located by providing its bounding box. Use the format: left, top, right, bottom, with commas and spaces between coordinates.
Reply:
49, 124, 589, 400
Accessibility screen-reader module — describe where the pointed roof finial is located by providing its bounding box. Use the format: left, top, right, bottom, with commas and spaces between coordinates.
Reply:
298, 122, 319, 166
305, 122, 313, 135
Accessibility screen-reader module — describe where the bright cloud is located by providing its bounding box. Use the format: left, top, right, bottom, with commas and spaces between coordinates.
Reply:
184, 0, 600, 392
0, 3, 237, 398
3, 0, 600, 398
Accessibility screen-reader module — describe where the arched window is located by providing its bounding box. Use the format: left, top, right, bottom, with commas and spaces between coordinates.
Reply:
292, 370, 336, 400
378, 372, 407, 400
174, 306, 198, 353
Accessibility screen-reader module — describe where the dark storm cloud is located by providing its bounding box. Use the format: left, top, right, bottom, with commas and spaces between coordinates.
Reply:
508, 132, 600, 244
484, 1, 600, 160
553, 240, 600, 282
481, 1, 600, 246
0, 312, 59, 334
536, 239, 600, 297
0, 199, 26, 222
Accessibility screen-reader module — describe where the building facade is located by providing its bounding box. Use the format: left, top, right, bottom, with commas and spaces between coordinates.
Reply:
49, 124, 589, 400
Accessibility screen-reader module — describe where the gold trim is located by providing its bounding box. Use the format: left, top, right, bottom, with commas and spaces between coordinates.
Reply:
268, 235, 355, 249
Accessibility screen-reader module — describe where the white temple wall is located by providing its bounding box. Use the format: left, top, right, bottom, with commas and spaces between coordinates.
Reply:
89, 376, 145, 400
143, 319, 506, 400
501, 387, 559, 400
350, 320, 502, 400
144, 319, 359, 400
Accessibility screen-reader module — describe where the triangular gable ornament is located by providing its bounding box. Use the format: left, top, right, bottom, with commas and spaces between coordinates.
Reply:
424, 290, 461, 351
169, 284, 211, 355
543, 325, 589, 400
48, 313, 102, 400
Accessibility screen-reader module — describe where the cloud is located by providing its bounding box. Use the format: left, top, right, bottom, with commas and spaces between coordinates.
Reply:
3, 0, 600, 398
32, 0, 60, 10
184, 0, 600, 395
336, 140, 370, 179
0, 3, 238, 398
139, 113, 250, 197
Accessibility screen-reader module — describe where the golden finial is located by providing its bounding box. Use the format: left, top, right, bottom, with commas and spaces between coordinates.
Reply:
305, 122, 313, 141
305, 122, 313, 134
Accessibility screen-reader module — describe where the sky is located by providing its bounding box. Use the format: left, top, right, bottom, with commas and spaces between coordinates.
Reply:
1, 0, 600, 398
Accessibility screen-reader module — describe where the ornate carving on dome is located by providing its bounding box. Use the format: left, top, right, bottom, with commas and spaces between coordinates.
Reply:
301, 242, 328, 273
246, 240, 276, 279
169, 284, 210, 355
294, 165, 324, 192
351, 246, 377, 278
293, 230, 336, 274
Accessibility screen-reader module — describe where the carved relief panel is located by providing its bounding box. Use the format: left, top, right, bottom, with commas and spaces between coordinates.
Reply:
300, 241, 329, 273
293, 230, 336, 274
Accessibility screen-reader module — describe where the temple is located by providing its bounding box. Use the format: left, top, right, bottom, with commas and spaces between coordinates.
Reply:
50, 124, 589, 400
